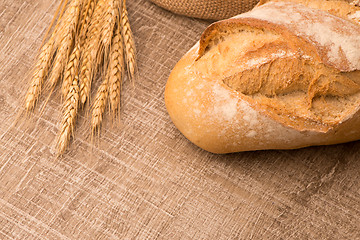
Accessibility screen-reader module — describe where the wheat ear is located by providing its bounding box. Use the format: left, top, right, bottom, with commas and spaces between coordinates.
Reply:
79, 0, 105, 105
62, 43, 81, 98
57, 76, 79, 155
79, 0, 97, 43
121, 0, 137, 82
91, 77, 109, 132
100, 0, 119, 50
25, 36, 55, 111
62, 0, 97, 99
24, 0, 71, 112
108, 24, 124, 117
47, 0, 81, 89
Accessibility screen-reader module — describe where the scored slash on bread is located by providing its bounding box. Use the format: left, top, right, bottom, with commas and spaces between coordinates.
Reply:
165, 0, 360, 153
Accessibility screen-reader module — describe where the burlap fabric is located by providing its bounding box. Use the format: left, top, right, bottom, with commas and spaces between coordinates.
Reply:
150, 0, 259, 19
0, 0, 359, 239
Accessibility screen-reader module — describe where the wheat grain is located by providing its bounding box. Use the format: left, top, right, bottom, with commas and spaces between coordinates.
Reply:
62, 43, 81, 99
79, 0, 97, 44
91, 77, 109, 132
57, 75, 79, 155
108, 24, 124, 116
79, 52, 92, 105
25, 36, 56, 111
47, 0, 81, 89
79, 0, 105, 105
100, 0, 120, 50
121, 0, 137, 82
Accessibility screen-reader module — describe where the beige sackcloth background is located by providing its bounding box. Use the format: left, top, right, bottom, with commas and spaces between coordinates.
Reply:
0, 0, 360, 239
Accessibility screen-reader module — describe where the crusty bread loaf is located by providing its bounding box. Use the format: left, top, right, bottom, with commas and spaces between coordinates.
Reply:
164, 0, 360, 153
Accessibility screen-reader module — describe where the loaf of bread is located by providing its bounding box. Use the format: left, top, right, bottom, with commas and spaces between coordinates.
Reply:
165, 0, 360, 153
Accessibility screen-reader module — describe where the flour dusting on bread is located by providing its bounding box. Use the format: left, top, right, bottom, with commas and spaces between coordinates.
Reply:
212, 84, 238, 121
235, 1, 360, 71
348, 11, 360, 21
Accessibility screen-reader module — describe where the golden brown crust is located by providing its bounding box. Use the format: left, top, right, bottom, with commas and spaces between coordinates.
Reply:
258, 0, 360, 20
197, 0, 360, 72
165, 45, 360, 153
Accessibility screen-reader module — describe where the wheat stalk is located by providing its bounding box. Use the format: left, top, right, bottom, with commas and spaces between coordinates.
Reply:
91, 77, 109, 132
25, 0, 137, 154
47, 0, 81, 89
108, 24, 124, 116
57, 75, 79, 155
25, 35, 56, 111
121, 0, 137, 82
79, 0, 105, 105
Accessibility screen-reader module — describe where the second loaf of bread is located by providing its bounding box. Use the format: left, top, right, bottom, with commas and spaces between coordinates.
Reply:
165, 0, 360, 153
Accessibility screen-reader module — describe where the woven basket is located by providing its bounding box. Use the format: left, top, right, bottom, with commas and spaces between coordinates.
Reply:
149, 0, 260, 20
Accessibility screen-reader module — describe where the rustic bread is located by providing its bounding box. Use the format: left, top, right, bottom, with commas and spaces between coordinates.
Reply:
164, 0, 360, 153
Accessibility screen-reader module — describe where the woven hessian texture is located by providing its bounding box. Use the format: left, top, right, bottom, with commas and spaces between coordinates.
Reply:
150, 0, 259, 19
0, 0, 360, 239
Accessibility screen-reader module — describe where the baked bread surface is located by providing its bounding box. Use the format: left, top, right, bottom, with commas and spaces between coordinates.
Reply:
165, 0, 360, 153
